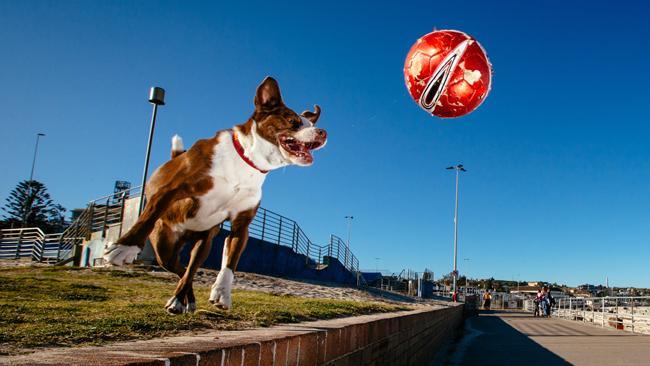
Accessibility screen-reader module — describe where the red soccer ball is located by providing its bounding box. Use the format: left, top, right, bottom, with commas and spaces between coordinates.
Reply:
404, 29, 492, 118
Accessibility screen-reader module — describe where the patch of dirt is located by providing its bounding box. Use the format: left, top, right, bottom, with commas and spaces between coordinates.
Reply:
0, 260, 448, 307
149, 267, 447, 307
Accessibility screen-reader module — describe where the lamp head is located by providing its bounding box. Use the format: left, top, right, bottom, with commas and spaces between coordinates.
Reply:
149, 87, 165, 105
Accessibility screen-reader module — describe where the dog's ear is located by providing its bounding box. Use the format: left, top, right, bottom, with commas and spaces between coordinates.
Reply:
254, 77, 283, 111
301, 105, 321, 124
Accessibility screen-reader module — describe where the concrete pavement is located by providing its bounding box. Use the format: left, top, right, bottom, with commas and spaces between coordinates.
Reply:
447, 310, 650, 366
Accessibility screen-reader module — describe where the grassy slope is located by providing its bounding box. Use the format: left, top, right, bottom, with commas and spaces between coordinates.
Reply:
0, 267, 407, 354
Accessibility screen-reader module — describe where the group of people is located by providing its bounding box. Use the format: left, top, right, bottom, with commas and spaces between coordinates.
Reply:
533, 286, 555, 317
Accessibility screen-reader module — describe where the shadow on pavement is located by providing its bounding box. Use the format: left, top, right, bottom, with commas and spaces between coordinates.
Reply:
445, 312, 571, 366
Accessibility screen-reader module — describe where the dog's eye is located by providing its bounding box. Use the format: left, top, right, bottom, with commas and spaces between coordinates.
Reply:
291, 119, 302, 129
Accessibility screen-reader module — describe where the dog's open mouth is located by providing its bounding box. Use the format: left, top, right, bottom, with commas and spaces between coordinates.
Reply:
278, 134, 325, 164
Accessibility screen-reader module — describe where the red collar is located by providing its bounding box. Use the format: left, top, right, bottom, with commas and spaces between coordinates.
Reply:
232, 131, 269, 174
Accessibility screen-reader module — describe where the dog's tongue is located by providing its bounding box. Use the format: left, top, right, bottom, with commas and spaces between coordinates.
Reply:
293, 145, 313, 163
279, 134, 320, 164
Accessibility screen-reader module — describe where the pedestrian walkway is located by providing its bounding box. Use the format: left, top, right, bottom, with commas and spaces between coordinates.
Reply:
447, 310, 650, 366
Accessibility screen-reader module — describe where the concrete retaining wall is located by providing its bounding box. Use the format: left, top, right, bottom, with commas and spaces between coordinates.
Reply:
2, 304, 463, 366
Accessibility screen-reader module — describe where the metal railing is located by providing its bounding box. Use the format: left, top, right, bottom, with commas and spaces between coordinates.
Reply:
85, 186, 142, 238
222, 212, 359, 273
0, 187, 139, 264
0, 185, 361, 274
327, 234, 359, 273
0, 227, 72, 262
551, 296, 650, 334
369, 268, 435, 295
12, 185, 361, 273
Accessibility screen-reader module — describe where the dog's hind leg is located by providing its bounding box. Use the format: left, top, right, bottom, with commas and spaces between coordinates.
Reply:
177, 226, 219, 313
210, 207, 257, 310
104, 186, 189, 266
148, 222, 188, 314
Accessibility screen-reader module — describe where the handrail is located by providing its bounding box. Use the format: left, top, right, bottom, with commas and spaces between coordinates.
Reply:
526, 296, 650, 335
0, 227, 60, 262
2, 185, 363, 276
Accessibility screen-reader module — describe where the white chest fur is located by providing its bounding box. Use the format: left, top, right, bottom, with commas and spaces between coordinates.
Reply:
182, 131, 267, 232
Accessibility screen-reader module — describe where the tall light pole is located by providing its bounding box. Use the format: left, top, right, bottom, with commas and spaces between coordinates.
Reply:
464, 258, 471, 295
29, 133, 45, 182
139, 87, 165, 215
446, 164, 467, 296
344, 215, 354, 248
23, 133, 45, 226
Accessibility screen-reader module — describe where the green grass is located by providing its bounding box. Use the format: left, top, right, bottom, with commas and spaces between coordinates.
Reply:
0, 266, 407, 355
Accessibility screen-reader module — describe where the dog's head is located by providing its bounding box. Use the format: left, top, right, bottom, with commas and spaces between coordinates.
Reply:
250, 77, 327, 166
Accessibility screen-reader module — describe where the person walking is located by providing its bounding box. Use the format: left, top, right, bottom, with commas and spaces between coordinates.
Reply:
533, 289, 543, 317
544, 286, 555, 317
540, 287, 548, 317
483, 290, 492, 310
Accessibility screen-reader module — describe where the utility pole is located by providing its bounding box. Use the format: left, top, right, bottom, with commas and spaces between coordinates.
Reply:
139, 87, 165, 215
446, 164, 467, 296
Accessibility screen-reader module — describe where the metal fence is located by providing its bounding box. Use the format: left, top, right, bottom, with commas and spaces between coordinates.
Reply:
85, 186, 142, 238
550, 296, 650, 334
0, 227, 73, 262
2, 185, 361, 274
222, 208, 359, 273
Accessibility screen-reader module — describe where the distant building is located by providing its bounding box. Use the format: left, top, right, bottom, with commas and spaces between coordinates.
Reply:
510, 285, 539, 296
511, 285, 568, 299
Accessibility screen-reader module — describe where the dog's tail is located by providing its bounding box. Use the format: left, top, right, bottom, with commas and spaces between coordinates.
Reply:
171, 134, 185, 158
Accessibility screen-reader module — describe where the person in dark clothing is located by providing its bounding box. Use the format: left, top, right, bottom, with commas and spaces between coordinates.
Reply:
483, 290, 492, 310
533, 289, 543, 317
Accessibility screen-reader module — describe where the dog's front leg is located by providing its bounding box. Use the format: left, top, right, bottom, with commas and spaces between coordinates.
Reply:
209, 207, 257, 310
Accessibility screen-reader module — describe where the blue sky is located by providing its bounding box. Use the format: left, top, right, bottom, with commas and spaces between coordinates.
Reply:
1, 0, 649, 287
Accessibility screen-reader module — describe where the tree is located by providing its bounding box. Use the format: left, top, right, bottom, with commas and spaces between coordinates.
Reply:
439, 272, 454, 286
1, 180, 68, 232
47, 204, 68, 233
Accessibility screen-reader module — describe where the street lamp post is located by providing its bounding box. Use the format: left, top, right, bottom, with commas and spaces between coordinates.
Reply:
464, 258, 471, 295
344, 215, 354, 248
342, 215, 354, 272
23, 133, 45, 226
139, 87, 166, 215
29, 133, 45, 182
446, 164, 467, 297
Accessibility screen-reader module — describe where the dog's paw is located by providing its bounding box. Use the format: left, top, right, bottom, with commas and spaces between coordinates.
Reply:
209, 269, 234, 310
186, 302, 197, 313
103, 243, 141, 266
209, 288, 232, 310
165, 296, 186, 315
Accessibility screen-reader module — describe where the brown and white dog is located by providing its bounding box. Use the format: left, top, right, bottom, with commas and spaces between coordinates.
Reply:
102, 77, 326, 314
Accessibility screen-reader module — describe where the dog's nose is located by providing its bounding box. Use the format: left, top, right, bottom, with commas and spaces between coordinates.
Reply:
316, 129, 327, 139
